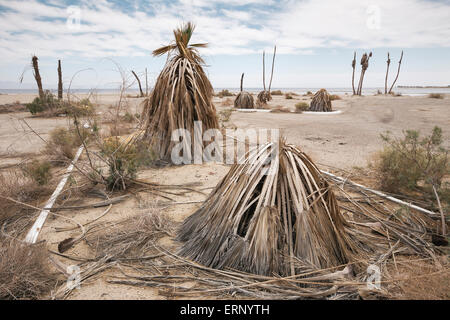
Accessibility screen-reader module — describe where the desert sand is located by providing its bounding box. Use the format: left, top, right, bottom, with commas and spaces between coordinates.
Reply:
0, 92, 448, 299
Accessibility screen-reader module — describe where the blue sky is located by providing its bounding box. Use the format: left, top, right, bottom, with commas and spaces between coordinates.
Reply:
0, 0, 449, 90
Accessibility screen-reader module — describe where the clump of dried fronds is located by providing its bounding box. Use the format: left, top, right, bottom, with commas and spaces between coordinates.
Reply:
308, 89, 333, 112
257, 46, 276, 106
257, 90, 271, 105
141, 22, 219, 161
178, 139, 358, 276
234, 73, 254, 109
0, 238, 58, 299
234, 92, 254, 109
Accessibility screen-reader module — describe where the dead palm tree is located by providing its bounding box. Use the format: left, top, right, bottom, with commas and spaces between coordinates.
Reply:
257, 46, 276, 105
308, 89, 332, 112
234, 73, 254, 109
178, 139, 357, 276
141, 22, 218, 161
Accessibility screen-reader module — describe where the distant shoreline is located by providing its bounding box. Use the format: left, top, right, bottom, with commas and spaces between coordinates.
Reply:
398, 85, 450, 88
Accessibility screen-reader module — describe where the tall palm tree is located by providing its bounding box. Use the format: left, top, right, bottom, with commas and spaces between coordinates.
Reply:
142, 22, 218, 161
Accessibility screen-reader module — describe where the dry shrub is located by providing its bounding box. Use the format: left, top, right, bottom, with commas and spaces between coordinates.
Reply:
372, 127, 449, 195
216, 89, 234, 98
220, 98, 233, 107
0, 103, 27, 114
329, 94, 341, 100
219, 108, 233, 123
270, 105, 291, 113
44, 127, 89, 165
271, 90, 283, 95
295, 102, 309, 113
284, 93, 293, 99
22, 159, 52, 185
0, 238, 58, 299
88, 209, 174, 259
100, 137, 157, 191
428, 93, 444, 99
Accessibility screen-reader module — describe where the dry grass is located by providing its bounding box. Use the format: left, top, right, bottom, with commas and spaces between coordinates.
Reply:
220, 98, 233, 107
88, 208, 174, 260
329, 94, 341, 101
270, 90, 283, 95
0, 238, 58, 299
215, 89, 234, 98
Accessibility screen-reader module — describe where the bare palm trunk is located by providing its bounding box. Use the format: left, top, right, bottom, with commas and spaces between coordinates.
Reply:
388, 51, 403, 94
262, 51, 266, 92
57, 59, 63, 100
32, 56, 44, 101
384, 53, 390, 94
240, 73, 244, 92
351, 52, 356, 95
132, 70, 144, 97
145, 68, 148, 96
268, 45, 276, 93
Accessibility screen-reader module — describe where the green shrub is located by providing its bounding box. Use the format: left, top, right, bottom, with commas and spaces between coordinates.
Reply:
373, 126, 449, 194
23, 160, 52, 185
295, 102, 309, 113
25, 91, 59, 115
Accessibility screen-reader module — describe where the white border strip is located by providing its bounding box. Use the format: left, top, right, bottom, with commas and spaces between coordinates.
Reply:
320, 170, 438, 216
25, 145, 85, 244
235, 109, 272, 113
302, 110, 342, 115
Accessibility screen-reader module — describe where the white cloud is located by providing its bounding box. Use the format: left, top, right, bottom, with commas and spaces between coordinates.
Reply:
0, 0, 449, 65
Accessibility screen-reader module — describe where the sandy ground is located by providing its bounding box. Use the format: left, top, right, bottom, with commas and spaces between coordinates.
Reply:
0, 92, 449, 299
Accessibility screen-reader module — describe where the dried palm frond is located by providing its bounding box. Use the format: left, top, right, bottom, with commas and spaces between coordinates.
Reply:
308, 89, 332, 112
141, 22, 218, 161
177, 139, 358, 276
257, 90, 271, 105
234, 73, 254, 109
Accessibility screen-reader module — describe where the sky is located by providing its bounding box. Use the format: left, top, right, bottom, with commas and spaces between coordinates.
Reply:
0, 0, 449, 90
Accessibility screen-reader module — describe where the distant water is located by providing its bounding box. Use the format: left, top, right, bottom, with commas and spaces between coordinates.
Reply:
1, 87, 450, 96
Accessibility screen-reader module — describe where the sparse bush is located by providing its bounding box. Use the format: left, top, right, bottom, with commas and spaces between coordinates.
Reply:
285, 93, 293, 99
304, 91, 313, 96
100, 138, 157, 191
271, 90, 283, 95
428, 93, 444, 99
219, 108, 233, 123
122, 111, 136, 123
271, 106, 291, 113
0, 238, 58, 300
23, 160, 52, 185
220, 98, 233, 107
372, 127, 449, 195
295, 102, 309, 113
216, 89, 234, 98
329, 94, 341, 101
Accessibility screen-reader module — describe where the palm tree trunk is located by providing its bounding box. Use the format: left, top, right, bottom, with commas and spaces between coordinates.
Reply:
57, 60, 63, 100
262, 51, 266, 92
384, 53, 390, 94
240, 73, 244, 92
388, 51, 403, 94
351, 52, 356, 95
32, 56, 44, 101
132, 70, 144, 97
268, 45, 276, 93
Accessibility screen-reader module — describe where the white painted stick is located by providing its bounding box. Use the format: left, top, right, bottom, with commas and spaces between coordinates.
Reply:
320, 170, 438, 217
25, 145, 85, 244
